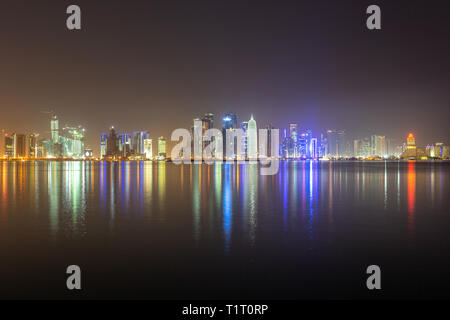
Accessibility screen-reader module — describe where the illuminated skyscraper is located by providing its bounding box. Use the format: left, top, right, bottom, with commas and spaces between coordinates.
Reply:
327, 129, 347, 158
222, 113, 238, 159
0, 129, 5, 156
106, 127, 119, 158
132, 131, 150, 156
289, 123, 298, 157
4, 134, 14, 157
353, 139, 362, 157
370, 135, 387, 157
192, 118, 203, 160
118, 133, 132, 158
263, 124, 276, 158
289, 124, 298, 138
401, 133, 427, 160
310, 138, 319, 159
28, 133, 39, 158
406, 133, 416, 150
100, 133, 108, 158
247, 115, 257, 160
144, 138, 153, 159
202, 113, 214, 131
13, 133, 27, 158
240, 121, 248, 159
51, 115, 59, 143
158, 136, 166, 159
61, 126, 85, 158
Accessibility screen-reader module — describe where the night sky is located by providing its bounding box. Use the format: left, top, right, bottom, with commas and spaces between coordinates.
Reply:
0, 0, 449, 155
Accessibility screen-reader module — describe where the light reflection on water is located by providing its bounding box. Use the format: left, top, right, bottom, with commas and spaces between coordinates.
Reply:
0, 160, 448, 252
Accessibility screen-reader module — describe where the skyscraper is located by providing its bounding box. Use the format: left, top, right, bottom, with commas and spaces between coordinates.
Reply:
51, 115, 59, 143
240, 121, 248, 159
264, 124, 276, 158
247, 115, 257, 160
4, 134, 14, 157
13, 133, 27, 158
202, 113, 214, 131
61, 126, 85, 158
29, 133, 39, 158
192, 118, 203, 160
326, 129, 347, 158
0, 129, 5, 157
158, 136, 166, 159
106, 127, 119, 158
222, 113, 238, 159
118, 133, 132, 158
310, 138, 319, 159
132, 131, 150, 156
100, 133, 108, 158
201, 113, 214, 156
370, 135, 387, 157
144, 138, 153, 160
289, 123, 298, 157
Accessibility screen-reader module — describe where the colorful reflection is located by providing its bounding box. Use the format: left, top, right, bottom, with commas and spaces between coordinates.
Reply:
407, 161, 416, 237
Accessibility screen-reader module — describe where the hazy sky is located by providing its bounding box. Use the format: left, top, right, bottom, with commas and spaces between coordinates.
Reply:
0, 0, 449, 155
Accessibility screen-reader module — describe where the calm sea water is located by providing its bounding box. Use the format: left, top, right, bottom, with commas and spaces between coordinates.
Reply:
0, 160, 449, 299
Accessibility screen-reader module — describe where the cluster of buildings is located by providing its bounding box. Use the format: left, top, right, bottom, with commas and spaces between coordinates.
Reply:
1, 112, 449, 161
100, 127, 166, 160
399, 134, 449, 160
0, 115, 88, 159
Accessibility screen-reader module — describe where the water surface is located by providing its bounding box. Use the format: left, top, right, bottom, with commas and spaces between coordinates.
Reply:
0, 160, 449, 299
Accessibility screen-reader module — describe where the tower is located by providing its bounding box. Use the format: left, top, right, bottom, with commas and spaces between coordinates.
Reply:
51, 115, 59, 143
247, 115, 258, 160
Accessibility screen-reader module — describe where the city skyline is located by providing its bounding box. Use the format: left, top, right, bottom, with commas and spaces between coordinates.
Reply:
1, 111, 449, 161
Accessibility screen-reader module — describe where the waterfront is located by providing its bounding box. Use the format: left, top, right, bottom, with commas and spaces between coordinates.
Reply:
0, 160, 449, 299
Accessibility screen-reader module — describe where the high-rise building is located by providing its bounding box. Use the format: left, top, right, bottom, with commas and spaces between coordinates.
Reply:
327, 129, 347, 158
0, 129, 5, 157
192, 118, 203, 160
106, 127, 119, 158
353, 139, 362, 157
370, 135, 386, 157
319, 133, 328, 158
406, 133, 416, 151
202, 113, 214, 131
144, 138, 153, 159
289, 124, 298, 138
263, 124, 276, 158
61, 126, 85, 158
100, 133, 108, 158
201, 113, 214, 156
4, 134, 14, 157
240, 121, 248, 159
247, 115, 257, 160
310, 138, 319, 159
443, 146, 450, 159
118, 133, 132, 158
51, 115, 59, 143
158, 136, 166, 159
298, 129, 312, 158
132, 131, 150, 156
289, 124, 298, 157
222, 113, 237, 130
13, 133, 27, 158
28, 133, 39, 158
222, 113, 238, 159
401, 133, 427, 160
